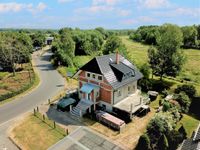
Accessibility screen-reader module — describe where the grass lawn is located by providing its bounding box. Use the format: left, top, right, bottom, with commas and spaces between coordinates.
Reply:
176, 114, 200, 138
11, 114, 66, 150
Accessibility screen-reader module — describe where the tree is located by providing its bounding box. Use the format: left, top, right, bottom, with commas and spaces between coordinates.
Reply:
103, 35, 127, 56
31, 32, 46, 47
148, 24, 185, 80
140, 63, 150, 79
136, 134, 151, 150
147, 113, 175, 146
0, 32, 31, 75
182, 26, 198, 48
178, 125, 187, 140
158, 134, 169, 150
174, 92, 191, 113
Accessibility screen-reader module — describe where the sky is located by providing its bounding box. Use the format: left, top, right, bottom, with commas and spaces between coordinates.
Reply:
0, 0, 199, 29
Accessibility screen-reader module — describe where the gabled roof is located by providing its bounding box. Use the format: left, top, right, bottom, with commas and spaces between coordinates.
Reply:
79, 53, 143, 90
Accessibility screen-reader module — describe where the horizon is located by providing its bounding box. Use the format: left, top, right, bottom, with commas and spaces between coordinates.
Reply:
0, 0, 199, 29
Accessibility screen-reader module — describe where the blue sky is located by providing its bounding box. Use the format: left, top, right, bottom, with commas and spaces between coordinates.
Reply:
0, 0, 199, 29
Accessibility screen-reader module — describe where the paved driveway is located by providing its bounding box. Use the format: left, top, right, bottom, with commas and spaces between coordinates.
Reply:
0, 51, 65, 124
48, 127, 124, 150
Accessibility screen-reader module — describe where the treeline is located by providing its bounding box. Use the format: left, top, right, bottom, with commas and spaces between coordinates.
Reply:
51, 27, 127, 68
129, 24, 200, 49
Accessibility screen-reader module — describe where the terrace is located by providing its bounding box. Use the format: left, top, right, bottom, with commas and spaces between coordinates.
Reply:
113, 90, 150, 115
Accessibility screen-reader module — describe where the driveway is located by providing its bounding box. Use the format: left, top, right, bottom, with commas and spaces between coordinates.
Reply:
0, 51, 65, 124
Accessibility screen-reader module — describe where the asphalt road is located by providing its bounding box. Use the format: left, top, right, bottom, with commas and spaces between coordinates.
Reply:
0, 51, 65, 125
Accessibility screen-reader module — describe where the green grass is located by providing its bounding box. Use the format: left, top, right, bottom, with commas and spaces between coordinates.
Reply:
0, 72, 10, 80
12, 113, 66, 150
176, 114, 199, 138
73, 55, 93, 68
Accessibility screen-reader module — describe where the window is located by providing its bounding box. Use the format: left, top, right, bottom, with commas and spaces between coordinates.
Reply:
98, 75, 102, 81
87, 73, 90, 78
92, 74, 96, 79
117, 90, 121, 97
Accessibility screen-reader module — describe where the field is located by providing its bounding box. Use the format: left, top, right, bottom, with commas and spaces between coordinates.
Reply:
0, 63, 39, 105
120, 36, 200, 95
11, 114, 66, 150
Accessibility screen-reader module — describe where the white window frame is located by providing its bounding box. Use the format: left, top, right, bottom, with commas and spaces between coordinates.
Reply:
117, 90, 121, 97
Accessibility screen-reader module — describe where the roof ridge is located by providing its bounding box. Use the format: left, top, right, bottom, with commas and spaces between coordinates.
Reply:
193, 123, 200, 141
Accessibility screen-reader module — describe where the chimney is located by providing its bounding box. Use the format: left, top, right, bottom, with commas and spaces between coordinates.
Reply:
116, 51, 119, 64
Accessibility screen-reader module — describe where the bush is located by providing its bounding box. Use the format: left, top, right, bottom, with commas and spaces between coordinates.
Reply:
175, 84, 196, 98
139, 63, 150, 79
174, 92, 191, 113
136, 134, 151, 150
162, 101, 171, 112
138, 78, 152, 92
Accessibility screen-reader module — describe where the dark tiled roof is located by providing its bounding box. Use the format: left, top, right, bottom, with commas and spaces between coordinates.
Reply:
180, 139, 199, 150
193, 124, 200, 141
80, 53, 143, 90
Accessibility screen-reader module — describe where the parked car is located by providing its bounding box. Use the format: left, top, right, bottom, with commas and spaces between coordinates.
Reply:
57, 98, 76, 112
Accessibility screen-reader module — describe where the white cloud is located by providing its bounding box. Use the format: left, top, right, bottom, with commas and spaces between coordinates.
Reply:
117, 9, 131, 16
153, 7, 200, 18
0, 2, 47, 14
138, 0, 170, 9
57, 0, 75, 3
36, 2, 47, 11
92, 0, 122, 6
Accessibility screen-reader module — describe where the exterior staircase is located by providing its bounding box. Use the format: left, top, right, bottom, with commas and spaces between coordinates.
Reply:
70, 99, 93, 119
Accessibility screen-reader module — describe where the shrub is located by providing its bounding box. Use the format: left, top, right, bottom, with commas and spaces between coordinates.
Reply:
136, 134, 151, 150
138, 78, 152, 92
162, 101, 171, 112
174, 92, 191, 113
175, 84, 196, 98
140, 63, 150, 79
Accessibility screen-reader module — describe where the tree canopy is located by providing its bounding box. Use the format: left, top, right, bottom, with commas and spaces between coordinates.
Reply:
148, 24, 185, 80
0, 32, 32, 75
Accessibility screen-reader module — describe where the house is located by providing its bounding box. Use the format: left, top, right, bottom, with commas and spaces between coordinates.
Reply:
179, 124, 200, 150
45, 37, 54, 45
71, 52, 149, 119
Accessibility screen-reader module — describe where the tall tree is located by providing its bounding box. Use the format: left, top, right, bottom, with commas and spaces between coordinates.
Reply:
31, 32, 46, 47
148, 24, 185, 80
0, 32, 31, 75
181, 26, 198, 48
103, 35, 127, 56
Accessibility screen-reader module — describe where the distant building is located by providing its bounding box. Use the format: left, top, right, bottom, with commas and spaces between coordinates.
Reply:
179, 123, 200, 150
45, 37, 54, 45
